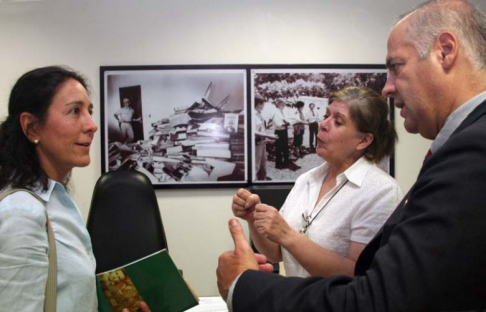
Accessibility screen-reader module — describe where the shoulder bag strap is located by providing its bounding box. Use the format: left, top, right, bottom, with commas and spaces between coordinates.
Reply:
0, 189, 57, 312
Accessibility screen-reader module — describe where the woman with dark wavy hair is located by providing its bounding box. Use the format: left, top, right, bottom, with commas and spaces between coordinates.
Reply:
0, 66, 149, 311
0, 66, 92, 190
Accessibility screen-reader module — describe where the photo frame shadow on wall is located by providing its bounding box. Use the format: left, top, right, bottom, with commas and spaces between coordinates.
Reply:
100, 64, 393, 189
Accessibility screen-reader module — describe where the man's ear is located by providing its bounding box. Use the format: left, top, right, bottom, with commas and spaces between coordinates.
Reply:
356, 133, 373, 151
19, 112, 40, 143
436, 31, 458, 71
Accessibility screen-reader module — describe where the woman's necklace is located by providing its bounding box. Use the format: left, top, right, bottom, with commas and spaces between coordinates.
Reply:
299, 180, 349, 235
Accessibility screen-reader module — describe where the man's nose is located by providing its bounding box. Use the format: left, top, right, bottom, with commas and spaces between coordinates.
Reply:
382, 75, 396, 98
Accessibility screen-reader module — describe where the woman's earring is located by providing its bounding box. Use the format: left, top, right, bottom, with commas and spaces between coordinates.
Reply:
34, 139, 39, 145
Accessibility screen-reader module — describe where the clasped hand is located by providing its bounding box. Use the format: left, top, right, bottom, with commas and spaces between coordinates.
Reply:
232, 188, 260, 220
232, 188, 292, 244
253, 203, 292, 244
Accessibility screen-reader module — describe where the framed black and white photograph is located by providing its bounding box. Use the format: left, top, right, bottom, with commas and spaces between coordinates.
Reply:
249, 65, 392, 184
100, 66, 248, 188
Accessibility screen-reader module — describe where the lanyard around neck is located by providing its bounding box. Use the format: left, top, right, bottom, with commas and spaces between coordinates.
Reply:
300, 180, 349, 235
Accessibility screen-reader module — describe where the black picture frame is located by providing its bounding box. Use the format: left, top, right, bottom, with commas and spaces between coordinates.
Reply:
100, 64, 393, 189
248, 65, 393, 185
100, 65, 248, 188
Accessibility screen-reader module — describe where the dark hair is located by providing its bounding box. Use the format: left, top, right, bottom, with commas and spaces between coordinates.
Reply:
295, 101, 305, 109
328, 86, 397, 163
0, 66, 90, 191
255, 94, 265, 107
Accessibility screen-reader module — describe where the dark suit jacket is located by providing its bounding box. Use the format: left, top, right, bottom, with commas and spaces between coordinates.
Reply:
233, 100, 486, 312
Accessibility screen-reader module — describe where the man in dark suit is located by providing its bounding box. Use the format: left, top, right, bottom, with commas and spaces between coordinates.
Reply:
216, 0, 486, 311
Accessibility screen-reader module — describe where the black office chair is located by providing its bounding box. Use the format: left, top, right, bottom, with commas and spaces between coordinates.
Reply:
87, 170, 168, 274
249, 184, 293, 210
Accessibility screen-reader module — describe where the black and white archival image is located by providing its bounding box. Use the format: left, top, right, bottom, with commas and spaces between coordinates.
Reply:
250, 67, 390, 184
101, 67, 247, 187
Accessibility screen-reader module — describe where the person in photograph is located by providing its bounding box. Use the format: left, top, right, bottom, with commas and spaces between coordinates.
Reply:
0, 66, 150, 312
292, 101, 306, 159
114, 97, 141, 144
306, 102, 320, 151
231, 86, 402, 279
225, 121, 236, 133
254, 95, 273, 181
272, 99, 301, 171
218, 1, 486, 310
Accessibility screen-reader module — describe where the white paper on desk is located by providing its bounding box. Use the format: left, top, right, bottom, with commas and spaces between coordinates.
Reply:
184, 296, 228, 312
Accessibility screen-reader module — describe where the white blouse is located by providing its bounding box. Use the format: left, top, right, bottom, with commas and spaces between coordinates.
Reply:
280, 157, 403, 277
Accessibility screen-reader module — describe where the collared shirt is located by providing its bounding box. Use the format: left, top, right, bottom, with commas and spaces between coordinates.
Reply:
291, 109, 306, 133
280, 157, 403, 277
430, 90, 486, 153
272, 108, 289, 130
305, 108, 320, 123
255, 111, 265, 132
255, 111, 267, 145
0, 180, 97, 311
115, 106, 135, 122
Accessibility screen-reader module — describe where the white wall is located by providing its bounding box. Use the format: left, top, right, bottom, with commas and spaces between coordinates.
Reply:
2, 0, 484, 296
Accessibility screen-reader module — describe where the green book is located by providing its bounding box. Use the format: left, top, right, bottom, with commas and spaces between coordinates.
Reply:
96, 249, 199, 312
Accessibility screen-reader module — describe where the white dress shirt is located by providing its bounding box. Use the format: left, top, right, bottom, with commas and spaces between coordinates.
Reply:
272, 108, 290, 130
115, 106, 135, 122
305, 108, 320, 123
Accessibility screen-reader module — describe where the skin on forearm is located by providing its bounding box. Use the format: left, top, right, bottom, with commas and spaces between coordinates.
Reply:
248, 220, 282, 263
279, 229, 365, 277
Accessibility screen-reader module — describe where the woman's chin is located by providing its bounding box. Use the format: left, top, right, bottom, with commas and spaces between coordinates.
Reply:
315, 148, 326, 160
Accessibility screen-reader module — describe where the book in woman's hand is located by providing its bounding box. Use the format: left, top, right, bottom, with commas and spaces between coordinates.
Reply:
96, 249, 198, 312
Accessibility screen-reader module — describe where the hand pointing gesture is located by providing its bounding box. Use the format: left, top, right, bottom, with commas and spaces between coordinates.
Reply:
217, 218, 274, 300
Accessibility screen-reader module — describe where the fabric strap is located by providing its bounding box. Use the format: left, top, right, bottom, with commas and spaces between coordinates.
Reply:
0, 189, 57, 312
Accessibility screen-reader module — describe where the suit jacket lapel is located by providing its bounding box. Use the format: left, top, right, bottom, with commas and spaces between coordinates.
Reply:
354, 99, 486, 275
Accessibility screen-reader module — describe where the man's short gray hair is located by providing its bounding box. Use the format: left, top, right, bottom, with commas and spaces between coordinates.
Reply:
398, 0, 486, 71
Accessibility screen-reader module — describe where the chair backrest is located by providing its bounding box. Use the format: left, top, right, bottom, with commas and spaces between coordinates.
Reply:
248, 184, 293, 274
87, 170, 168, 274
249, 184, 293, 210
